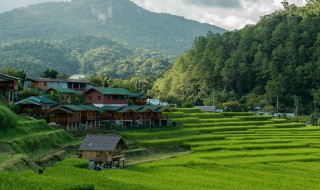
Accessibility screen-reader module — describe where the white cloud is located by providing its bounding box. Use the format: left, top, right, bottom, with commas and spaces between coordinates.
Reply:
0, 0, 307, 30
131, 0, 307, 30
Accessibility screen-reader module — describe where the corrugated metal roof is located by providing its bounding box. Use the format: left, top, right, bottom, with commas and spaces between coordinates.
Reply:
0, 74, 21, 81
79, 134, 128, 151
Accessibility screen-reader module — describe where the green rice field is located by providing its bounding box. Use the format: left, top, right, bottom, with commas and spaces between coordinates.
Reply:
1, 108, 320, 189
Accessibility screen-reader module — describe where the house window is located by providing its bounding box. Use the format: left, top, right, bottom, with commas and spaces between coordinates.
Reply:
88, 96, 92, 100
44, 82, 47, 86
97, 96, 101, 100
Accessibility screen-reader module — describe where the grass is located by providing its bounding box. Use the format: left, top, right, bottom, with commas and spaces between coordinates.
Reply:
1, 109, 319, 189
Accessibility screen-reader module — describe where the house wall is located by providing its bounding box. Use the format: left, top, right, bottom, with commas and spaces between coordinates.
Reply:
84, 90, 129, 105
82, 150, 112, 162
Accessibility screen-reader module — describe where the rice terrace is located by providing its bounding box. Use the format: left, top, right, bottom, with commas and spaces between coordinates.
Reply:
1, 107, 320, 190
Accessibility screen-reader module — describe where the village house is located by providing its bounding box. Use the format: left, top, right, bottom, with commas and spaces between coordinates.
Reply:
83, 87, 131, 106
49, 105, 101, 131
100, 105, 171, 126
79, 134, 129, 168
15, 96, 58, 116
0, 74, 20, 102
24, 77, 92, 91
44, 88, 81, 104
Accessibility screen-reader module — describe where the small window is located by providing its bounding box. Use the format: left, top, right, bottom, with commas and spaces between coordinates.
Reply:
88, 96, 92, 100
97, 96, 101, 100
44, 82, 47, 86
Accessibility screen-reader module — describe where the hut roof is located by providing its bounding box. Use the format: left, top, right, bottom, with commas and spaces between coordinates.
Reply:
79, 134, 128, 151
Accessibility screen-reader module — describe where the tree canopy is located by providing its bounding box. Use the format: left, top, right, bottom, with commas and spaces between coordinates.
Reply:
150, 2, 320, 114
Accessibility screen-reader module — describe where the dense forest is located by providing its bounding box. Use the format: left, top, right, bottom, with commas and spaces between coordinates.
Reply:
0, 0, 225, 55
151, 1, 320, 114
0, 35, 172, 81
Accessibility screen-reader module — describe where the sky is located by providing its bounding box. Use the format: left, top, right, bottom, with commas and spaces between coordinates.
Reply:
0, 0, 306, 30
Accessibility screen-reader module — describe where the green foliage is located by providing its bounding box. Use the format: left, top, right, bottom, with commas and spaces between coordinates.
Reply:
0, 0, 224, 55
152, 4, 320, 114
40, 68, 58, 79
0, 105, 18, 131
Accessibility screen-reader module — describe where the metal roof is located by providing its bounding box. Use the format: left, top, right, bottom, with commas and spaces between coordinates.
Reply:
100, 106, 124, 112
0, 74, 21, 81
15, 96, 58, 106
79, 134, 128, 151
45, 88, 80, 94
86, 87, 131, 96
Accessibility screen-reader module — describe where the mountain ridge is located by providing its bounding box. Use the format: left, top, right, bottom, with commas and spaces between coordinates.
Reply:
0, 0, 226, 55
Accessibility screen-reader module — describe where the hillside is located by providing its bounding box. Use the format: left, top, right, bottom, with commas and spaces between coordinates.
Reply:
0, 105, 79, 172
1, 108, 320, 189
0, 36, 172, 78
0, 0, 225, 55
151, 1, 320, 113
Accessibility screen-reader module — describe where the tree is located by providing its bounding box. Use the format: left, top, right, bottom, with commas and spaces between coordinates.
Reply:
41, 68, 58, 78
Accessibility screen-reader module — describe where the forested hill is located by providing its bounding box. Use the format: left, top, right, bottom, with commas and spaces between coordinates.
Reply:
0, 36, 172, 78
151, 1, 320, 113
0, 0, 225, 55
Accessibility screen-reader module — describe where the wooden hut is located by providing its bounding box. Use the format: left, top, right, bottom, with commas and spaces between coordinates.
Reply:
79, 134, 129, 168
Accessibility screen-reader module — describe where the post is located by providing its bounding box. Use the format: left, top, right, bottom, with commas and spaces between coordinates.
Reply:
276, 96, 279, 117
212, 95, 215, 113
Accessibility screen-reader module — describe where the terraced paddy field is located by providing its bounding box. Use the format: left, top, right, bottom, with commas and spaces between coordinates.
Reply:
1, 108, 320, 189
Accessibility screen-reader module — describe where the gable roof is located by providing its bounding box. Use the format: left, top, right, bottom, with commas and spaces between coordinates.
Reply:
26, 77, 90, 84
49, 106, 77, 114
79, 134, 128, 151
100, 106, 124, 112
85, 87, 131, 96
62, 105, 86, 111
78, 105, 102, 112
0, 74, 21, 81
15, 96, 58, 106
45, 88, 80, 94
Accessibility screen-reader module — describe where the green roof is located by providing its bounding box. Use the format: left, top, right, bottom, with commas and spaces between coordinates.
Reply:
63, 105, 86, 111
155, 107, 171, 113
59, 107, 76, 114
116, 106, 140, 113
46, 88, 80, 94
15, 96, 58, 106
78, 105, 102, 112
93, 87, 131, 95
100, 106, 124, 112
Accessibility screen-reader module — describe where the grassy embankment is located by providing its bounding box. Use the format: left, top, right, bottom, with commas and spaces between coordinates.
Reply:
1, 107, 320, 189
0, 105, 80, 172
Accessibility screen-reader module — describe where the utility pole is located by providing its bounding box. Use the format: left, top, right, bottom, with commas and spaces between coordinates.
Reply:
294, 96, 299, 116
276, 96, 279, 117
212, 95, 215, 113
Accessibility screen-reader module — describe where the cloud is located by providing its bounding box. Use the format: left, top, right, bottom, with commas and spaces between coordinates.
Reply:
0, 0, 307, 30
182, 0, 242, 8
